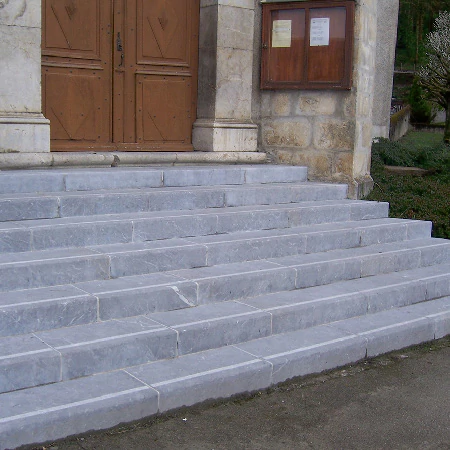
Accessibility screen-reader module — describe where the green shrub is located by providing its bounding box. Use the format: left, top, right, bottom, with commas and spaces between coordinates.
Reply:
372, 136, 450, 171
367, 133, 450, 239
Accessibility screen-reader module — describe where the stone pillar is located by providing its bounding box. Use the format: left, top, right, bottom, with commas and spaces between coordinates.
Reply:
193, 0, 258, 152
372, 0, 399, 139
0, 0, 50, 153
351, 0, 378, 198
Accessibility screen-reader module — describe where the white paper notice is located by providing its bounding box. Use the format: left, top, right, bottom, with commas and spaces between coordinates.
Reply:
272, 20, 292, 48
310, 18, 330, 46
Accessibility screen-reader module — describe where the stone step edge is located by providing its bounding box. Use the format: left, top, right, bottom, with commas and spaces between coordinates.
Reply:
0, 165, 309, 195
0, 201, 392, 254
1, 231, 443, 294
0, 297, 448, 450
2, 256, 448, 343
0, 182, 349, 223
0, 180, 343, 200
0, 215, 417, 261
1, 266, 449, 395
1, 199, 378, 228
0, 151, 268, 171
0, 236, 447, 295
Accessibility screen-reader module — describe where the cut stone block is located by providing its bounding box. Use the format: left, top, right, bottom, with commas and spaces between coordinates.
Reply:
0, 334, 60, 394
0, 371, 158, 450
0, 285, 97, 337
35, 316, 177, 380
151, 301, 272, 355
0, 248, 110, 292
127, 346, 272, 412
75, 273, 197, 320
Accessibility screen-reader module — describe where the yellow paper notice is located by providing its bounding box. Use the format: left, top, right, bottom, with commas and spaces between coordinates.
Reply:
272, 20, 292, 48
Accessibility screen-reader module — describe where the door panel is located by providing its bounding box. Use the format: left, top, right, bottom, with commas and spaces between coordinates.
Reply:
44, 72, 104, 141
115, 0, 199, 150
139, 0, 189, 64
44, 1, 101, 57
137, 74, 191, 144
42, 0, 112, 150
42, 0, 199, 152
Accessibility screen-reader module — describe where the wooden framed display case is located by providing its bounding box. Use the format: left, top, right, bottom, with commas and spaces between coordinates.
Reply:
261, 1, 355, 90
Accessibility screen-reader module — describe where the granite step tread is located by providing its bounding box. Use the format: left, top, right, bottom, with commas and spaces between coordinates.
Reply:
0, 165, 309, 194
2, 259, 450, 339
1, 295, 448, 449
0, 199, 390, 253
1, 263, 449, 395
0, 220, 434, 292
0, 182, 348, 221
164, 238, 450, 302
0, 315, 178, 394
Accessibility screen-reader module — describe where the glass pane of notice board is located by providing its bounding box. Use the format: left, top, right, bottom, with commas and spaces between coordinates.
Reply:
261, 1, 354, 90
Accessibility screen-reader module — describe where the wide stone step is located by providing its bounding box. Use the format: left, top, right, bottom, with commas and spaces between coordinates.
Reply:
1, 264, 449, 395
0, 219, 432, 292
0, 165, 308, 195
0, 248, 111, 293
0, 199, 389, 253
0, 182, 347, 222
1, 296, 448, 450
162, 238, 450, 304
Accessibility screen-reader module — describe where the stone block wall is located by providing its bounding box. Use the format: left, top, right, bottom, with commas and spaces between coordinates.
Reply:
260, 90, 356, 182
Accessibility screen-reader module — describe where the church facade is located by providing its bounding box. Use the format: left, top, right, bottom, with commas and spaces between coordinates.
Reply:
0, 0, 398, 198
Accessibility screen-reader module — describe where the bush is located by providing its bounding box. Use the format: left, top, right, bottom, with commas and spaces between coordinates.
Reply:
367, 133, 450, 239
372, 136, 450, 171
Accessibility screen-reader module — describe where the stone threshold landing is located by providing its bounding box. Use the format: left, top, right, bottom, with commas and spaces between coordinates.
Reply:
0, 152, 267, 170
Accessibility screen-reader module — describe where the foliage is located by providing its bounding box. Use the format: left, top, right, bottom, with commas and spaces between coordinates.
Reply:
408, 78, 435, 123
367, 133, 450, 239
417, 11, 450, 142
397, 0, 450, 65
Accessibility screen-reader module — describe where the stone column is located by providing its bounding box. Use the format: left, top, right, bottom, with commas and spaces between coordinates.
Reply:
193, 0, 258, 152
0, 0, 50, 153
372, 0, 399, 139
351, 0, 378, 198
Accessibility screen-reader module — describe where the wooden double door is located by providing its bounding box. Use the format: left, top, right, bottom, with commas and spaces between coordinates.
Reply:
42, 0, 199, 151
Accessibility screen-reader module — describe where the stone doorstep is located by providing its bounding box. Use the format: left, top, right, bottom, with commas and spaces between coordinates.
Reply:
0, 297, 448, 450
0, 152, 268, 171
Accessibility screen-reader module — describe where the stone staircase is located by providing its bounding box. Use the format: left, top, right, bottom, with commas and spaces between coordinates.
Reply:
0, 165, 449, 449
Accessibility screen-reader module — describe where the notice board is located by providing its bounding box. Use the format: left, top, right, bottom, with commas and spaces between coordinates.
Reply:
261, 1, 355, 90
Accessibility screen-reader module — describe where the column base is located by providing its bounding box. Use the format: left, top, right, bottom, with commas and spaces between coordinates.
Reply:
0, 113, 50, 153
193, 120, 258, 152
348, 175, 374, 199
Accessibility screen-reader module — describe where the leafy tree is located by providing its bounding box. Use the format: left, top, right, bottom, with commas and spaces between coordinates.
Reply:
409, 78, 435, 124
397, 0, 450, 65
418, 11, 450, 142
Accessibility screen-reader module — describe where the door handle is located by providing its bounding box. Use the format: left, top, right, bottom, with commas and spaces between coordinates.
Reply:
117, 32, 124, 67
116, 32, 123, 51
